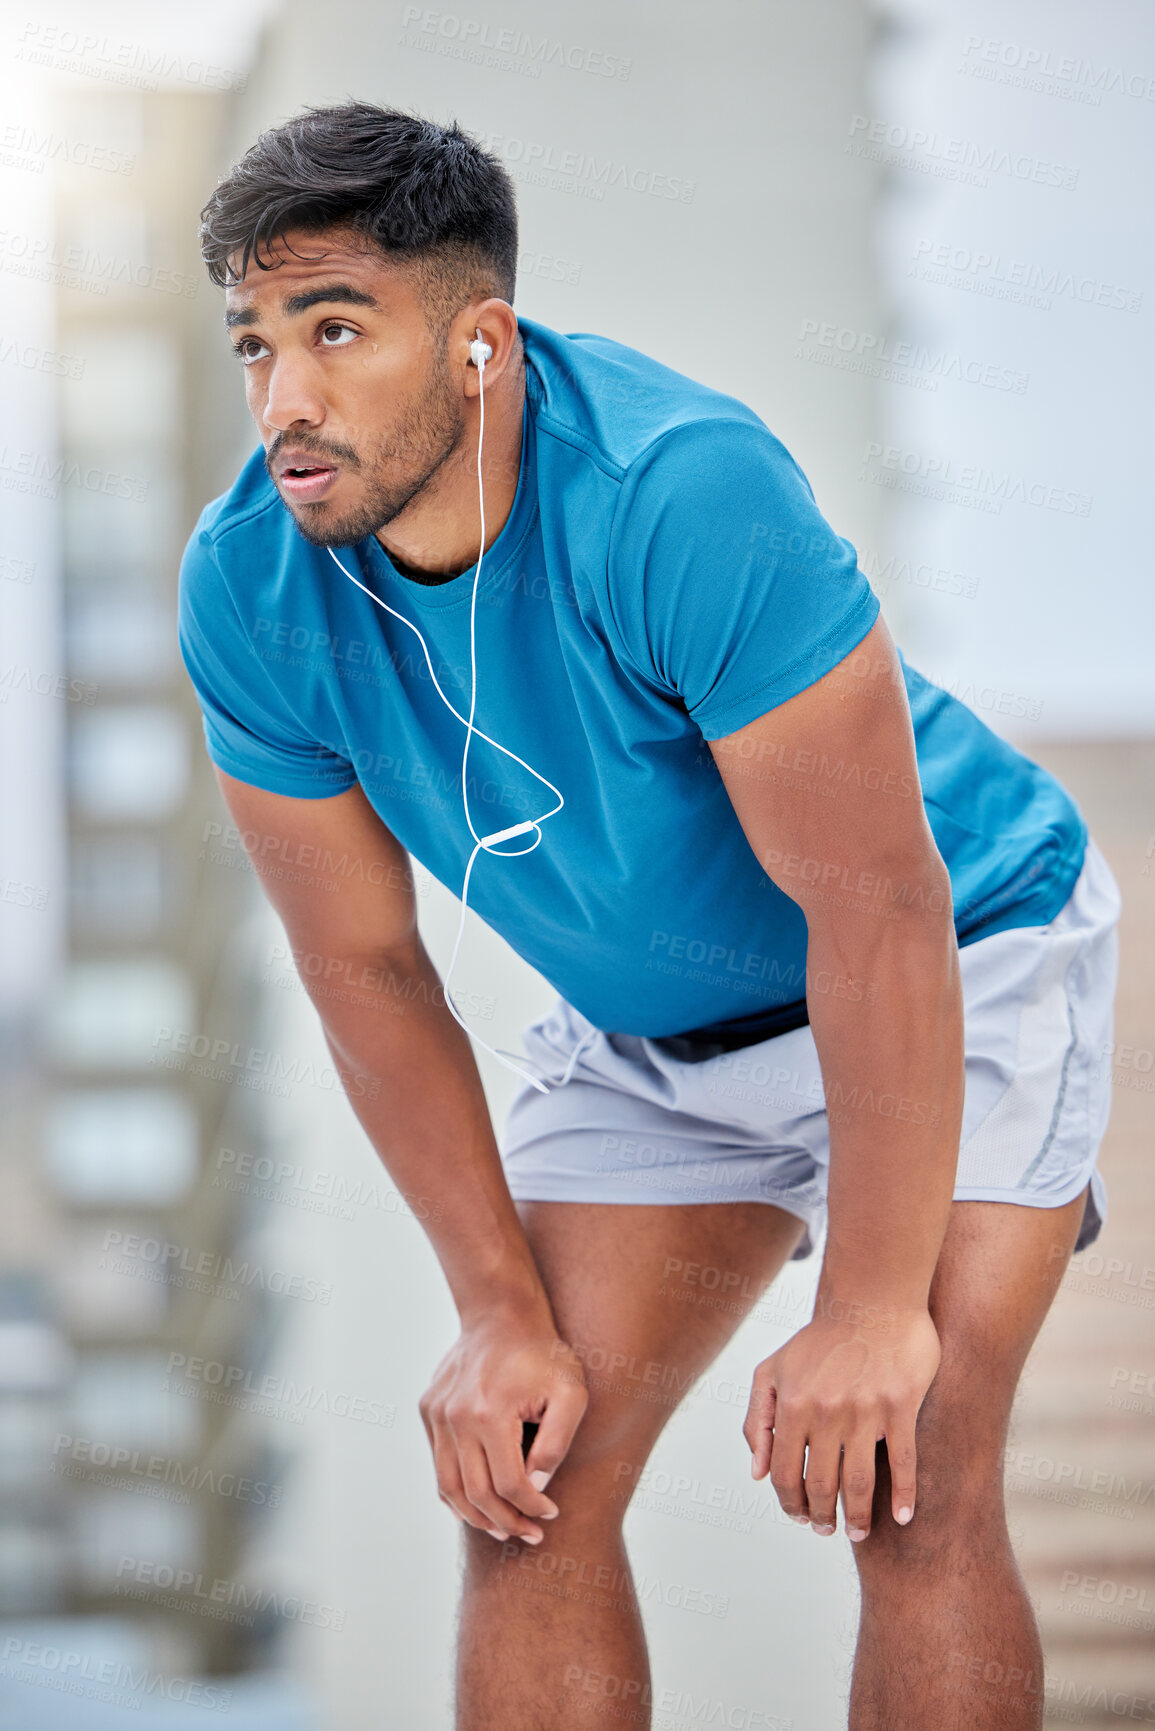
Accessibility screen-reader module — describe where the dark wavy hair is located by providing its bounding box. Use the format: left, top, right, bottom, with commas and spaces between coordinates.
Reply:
198, 101, 518, 331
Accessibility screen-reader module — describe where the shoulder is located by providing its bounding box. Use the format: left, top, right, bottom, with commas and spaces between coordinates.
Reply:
179, 447, 296, 622
519, 314, 791, 485
183, 447, 287, 573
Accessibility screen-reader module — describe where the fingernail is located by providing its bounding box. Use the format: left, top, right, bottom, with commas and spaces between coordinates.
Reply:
896, 1506, 913, 1525
539, 1504, 559, 1519
529, 1469, 553, 1492
812, 1523, 835, 1536
486, 1527, 509, 1540
521, 1530, 544, 1544
789, 1514, 810, 1526
846, 1527, 869, 1543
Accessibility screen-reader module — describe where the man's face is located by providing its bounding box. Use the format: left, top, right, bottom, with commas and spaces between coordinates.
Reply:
223, 228, 466, 547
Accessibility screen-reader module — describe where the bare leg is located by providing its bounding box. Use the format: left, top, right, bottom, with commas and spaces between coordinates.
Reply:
454, 1199, 806, 1731
849, 1187, 1089, 1731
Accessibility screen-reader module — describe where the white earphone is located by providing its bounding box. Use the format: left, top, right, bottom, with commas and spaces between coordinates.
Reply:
326, 327, 596, 1094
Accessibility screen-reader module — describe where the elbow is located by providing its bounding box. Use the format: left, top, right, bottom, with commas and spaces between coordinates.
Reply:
803, 843, 955, 960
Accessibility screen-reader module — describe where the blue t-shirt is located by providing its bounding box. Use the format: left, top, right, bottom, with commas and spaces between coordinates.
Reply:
178, 314, 1087, 1038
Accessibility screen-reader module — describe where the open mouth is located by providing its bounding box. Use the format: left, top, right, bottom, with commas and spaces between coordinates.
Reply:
278, 464, 339, 501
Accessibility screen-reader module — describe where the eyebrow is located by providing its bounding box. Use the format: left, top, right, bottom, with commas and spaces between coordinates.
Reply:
224, 283, 381, 329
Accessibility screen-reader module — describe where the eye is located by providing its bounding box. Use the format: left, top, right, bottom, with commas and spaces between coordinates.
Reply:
232, 337, 270, 366
320, 323, 358, 348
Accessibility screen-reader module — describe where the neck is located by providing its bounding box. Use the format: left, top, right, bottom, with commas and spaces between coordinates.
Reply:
374, 339, 526, 581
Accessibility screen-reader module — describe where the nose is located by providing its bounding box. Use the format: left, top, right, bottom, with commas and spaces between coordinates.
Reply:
261, 352, 325, 434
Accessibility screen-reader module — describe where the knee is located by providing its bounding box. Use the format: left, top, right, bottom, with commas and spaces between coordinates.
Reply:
541, 1381, 670, 1515
460, 1417, 651, 1577
851, 1448, 1008, 1577
460, 1456, 635, 1595
852, 1491, 1005, 1578
537, 1424, 652, 1531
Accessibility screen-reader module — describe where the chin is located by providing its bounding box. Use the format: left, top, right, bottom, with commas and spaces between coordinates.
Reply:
288, 512, 348, 549
280, 499, 363, 550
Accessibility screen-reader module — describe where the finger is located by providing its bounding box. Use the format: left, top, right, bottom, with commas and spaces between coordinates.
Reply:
742, 1375, 777, 1481
457, 1436, 545, 1543
886, 1414, 918, 1527
523, 1381, 589, 1503
428, 1421, 496, 1533
802, 1432, 843, 1535
767, 1410, 810, 1525
839, 1429, 878, 1542
485, 1421, 560, 1524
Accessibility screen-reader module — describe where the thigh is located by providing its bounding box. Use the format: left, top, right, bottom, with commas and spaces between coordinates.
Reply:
515, 1198, 806, 1480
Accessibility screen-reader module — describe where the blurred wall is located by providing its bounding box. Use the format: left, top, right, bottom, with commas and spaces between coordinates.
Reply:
871, 0, 1155, 738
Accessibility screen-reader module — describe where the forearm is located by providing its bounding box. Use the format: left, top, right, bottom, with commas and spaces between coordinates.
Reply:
806, 902, 965, 1316
305, 935, 550, 1326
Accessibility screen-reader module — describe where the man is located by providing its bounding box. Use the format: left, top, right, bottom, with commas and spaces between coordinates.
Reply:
180, 101, 1120, 1729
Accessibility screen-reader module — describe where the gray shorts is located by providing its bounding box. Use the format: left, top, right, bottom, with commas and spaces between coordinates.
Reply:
499, 837, 1121, 1261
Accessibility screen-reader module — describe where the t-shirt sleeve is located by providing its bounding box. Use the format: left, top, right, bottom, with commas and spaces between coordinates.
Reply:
178, 519, 358, 799
606, 416, 880, 740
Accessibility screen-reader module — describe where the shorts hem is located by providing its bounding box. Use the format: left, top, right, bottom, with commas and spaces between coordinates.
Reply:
951, 1166, 1098, 1211
503, 1179, 816, 1219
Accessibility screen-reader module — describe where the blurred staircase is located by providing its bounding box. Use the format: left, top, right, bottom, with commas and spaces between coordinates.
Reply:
1005, 743, 1155, 1729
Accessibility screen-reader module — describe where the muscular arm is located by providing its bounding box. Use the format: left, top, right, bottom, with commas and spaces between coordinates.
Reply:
214, 769, 586, 1540
708, 615, 965, 1537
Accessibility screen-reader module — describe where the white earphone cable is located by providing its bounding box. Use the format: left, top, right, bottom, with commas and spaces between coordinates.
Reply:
325, 330, 584, 1095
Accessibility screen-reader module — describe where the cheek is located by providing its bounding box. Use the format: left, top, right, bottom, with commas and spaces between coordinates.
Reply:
244, 375, 266, 422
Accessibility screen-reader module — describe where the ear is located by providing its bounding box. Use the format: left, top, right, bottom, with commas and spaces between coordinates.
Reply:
458, 298, 520, 395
